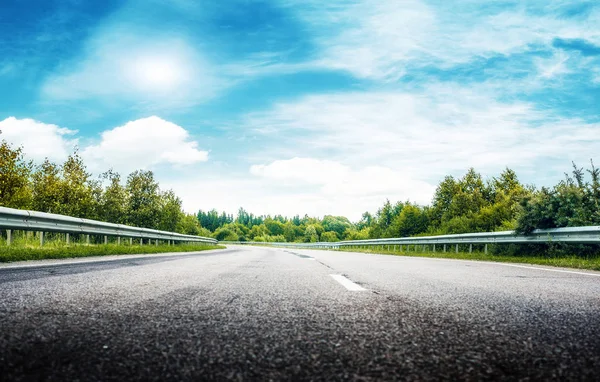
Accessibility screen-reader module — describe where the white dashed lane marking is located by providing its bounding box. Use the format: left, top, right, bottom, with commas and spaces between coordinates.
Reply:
330, 274, 366, 291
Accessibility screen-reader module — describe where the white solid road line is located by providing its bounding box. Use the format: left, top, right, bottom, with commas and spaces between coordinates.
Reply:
330, 274, 366, 291
496, 263, 600, 277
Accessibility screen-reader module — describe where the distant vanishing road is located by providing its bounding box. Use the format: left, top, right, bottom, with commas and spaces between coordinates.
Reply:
1, 246, 599, 381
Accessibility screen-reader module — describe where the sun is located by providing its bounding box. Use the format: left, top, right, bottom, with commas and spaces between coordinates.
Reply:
130, 57, 184, 91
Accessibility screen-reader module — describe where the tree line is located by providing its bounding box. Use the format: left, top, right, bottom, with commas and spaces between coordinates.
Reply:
0, 140, 206, 236
197, 164, 600, 244
2, 138, 599, 245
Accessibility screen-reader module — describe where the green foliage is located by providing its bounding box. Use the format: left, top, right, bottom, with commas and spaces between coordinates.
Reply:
343, 227, 370, 240
213, 226, 239, 241
197, 209, 234, 232
516, 161, 600, 234
265, 218, 285, 236
31, 159, 62, 213
428, 167, 529, 235
98, 170, 127, 224
3, 141, 598, 258
0, 141, 32, 208
303, 225, 319, 243
126, 170, 161, 228
56, 152, 99, 218
0, 145, 210, 238
320, 231, 339, 242
389, 203, 430, 237
177, 213, 206, 236
283, 221, 304, 242
322, 215, 352, 239
157, 190, 183, 232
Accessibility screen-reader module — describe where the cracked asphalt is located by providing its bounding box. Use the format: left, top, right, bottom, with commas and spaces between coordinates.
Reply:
1, 245, 599, 381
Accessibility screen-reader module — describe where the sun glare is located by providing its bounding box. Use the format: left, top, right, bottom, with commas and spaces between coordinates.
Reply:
130, 57, 184, 90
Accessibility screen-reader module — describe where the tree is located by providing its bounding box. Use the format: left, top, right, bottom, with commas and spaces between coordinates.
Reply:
31, 159, 61, 213
430, 175, 459, 228
213, 226, 239, 241
126, 170, 161, 229
320, 231, 339, 242
265, 218, 285, 236
370, 200, 395, 238
356, 212, 373, 230
249, 224, 269, 240
303, 225, 319, 243
56, 151, 98, 218
343, 227, 370, 240
516, 161, 600, 233
178, 213, 206, 236
389, 203, 429, 237
322, 215, 353, 239
98, 170, 127, 224
283, 221, 304, 242
0, 141, 32, 208
158, 190, 183, 232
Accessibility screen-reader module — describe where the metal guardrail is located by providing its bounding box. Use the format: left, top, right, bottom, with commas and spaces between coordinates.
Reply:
221, 225, 600, 253
0, 206, 218, 246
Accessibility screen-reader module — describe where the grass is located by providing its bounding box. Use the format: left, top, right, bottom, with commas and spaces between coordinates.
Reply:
327, 246, 600, 271
0, 232, 224, 263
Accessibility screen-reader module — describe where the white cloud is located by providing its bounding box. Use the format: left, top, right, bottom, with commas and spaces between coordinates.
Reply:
536, 51, 571, 79
167, 172, 432, 222
250, 157, 434, 200
313, 0, 434, 80
244, 86, 600, 183
287, 0, 600, 80
250, 157, 350, 185
244, 157, 436, 219
0, 117, 77, 162
82, 116, 208, 174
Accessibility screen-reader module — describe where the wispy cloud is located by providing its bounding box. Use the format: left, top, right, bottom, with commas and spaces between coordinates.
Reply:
536, 51, 571, 79
281, 0, 600, 80
243, 84, 600, 183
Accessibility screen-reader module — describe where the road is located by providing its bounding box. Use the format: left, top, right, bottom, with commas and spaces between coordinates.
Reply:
1, 246, 599, 381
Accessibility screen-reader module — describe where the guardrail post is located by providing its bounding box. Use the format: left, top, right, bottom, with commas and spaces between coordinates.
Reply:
104, 235, 108, 245
117, 237, 121, 245
469, 244, 472, 253
484, 244, 488, 254
433, 244, 436, 252
455, 244, 459, 253
66, 233, 70, 245
140, 238, 143, 245
6, 229, 12, 246
86, 234, 90, 245
443, 244, 446, 252
129, 237, 133, 245
39, 231, 44, 247
155, 239, 158, 246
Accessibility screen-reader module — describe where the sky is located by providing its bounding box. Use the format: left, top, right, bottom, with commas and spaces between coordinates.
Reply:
1, 0, 599, 221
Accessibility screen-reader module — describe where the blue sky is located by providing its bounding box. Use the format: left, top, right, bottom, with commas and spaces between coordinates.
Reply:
1, 0, 599, 220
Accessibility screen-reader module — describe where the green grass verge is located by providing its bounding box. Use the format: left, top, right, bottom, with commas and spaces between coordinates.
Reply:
0, 243, 225, 263
331, 247, 600, 271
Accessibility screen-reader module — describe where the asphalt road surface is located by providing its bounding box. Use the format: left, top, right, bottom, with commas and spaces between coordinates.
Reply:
1, 246, 599, 381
